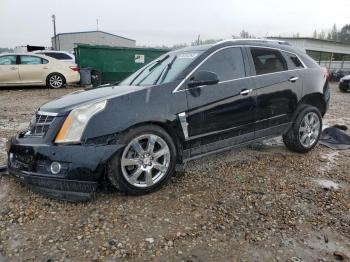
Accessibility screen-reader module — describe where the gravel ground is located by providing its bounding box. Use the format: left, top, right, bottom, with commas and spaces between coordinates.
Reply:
0, 84, 349, 262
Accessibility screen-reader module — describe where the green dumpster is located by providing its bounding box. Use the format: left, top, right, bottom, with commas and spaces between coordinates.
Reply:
74, 44, 168, 83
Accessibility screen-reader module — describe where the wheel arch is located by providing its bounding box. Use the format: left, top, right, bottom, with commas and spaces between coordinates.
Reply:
297, 92, 327, 117
119, 120, 185, 164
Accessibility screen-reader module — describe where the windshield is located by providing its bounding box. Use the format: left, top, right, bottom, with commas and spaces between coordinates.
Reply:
120, 50, 203, 86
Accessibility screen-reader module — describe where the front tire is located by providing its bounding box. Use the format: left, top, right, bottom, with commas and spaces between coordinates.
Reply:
283, 105, 322, 153
108, 125, 177, 195
47, 73, 66, 89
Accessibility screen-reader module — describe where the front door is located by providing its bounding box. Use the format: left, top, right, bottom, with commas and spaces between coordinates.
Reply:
183, 47, 256, 156
18, 55, 48, 84
0, 55, 20, 84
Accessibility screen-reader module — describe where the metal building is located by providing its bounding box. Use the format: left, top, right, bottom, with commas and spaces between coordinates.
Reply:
268, 37, 350, 70
51, 30, 136, 52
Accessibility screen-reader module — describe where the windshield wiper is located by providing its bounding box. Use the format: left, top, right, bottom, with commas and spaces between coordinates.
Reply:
155, 55, 177, 85
148, 55, 170, 72
135, 55, 170, 86
130, 55, 170, 85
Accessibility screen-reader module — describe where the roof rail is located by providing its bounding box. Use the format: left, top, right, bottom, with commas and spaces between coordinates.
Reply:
215, 38, 290, 46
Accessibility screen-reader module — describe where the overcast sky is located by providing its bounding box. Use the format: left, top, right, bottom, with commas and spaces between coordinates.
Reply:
1, 0, 349, 48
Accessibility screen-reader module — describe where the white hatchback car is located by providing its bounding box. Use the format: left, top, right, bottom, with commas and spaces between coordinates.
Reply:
0, 53, 80, 88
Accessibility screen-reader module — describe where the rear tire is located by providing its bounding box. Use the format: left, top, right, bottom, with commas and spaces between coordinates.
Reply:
107, 125, 177, 195
283, 105, 322, 153
47, 73, 66, 89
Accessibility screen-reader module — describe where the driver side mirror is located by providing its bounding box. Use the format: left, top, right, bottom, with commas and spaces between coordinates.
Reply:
187, 71, 219, 88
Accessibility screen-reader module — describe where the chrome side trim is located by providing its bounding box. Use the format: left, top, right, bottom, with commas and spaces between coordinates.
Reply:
178, 112, 189, 140
37, 111, 58, 116
184, 113, 287, 141
254, 113, 287, 123
172, 45, 308, 93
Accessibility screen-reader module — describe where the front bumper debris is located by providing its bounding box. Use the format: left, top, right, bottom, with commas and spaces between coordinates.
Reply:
7, 136, 123, 202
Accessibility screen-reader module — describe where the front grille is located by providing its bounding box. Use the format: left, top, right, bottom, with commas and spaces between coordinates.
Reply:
26, 112, 56, 137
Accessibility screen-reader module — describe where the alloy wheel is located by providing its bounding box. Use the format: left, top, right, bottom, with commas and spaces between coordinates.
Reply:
49, 75, 63, 88
120, 134, 171, 188
298, 112, 320, 148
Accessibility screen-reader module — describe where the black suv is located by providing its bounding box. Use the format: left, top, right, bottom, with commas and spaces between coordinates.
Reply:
7, 39, 330, 201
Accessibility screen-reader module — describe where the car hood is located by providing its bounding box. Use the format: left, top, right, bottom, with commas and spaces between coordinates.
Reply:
341, 75, 350, 80
39, 85, 144, 115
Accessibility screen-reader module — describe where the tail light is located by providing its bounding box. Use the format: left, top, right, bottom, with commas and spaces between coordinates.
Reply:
69, 65, 79, 72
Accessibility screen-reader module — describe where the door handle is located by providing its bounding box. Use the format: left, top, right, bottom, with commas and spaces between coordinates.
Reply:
288, 76, 299, 83
240, 89, 253, 95
10, 67, 17, 70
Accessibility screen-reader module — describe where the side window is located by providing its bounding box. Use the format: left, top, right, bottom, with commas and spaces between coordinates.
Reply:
59, 53, 72, 60
251, 48, 287, 75
44, 52, 71, 60
197, 47, 245, 81
283, 52, 304, 69
20, 56, 43, 65
42, 58, 49, 64
0, 55, 17, 65
43, 53, 59, 59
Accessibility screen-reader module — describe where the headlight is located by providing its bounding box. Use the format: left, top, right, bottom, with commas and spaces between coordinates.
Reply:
55, 100, 107, 143
340, 78, 343, 83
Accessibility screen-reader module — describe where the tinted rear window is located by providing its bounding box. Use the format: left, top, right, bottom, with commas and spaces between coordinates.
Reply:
43, 52, 72, 60
282, 51, 304, 70
251, 48, 287, 75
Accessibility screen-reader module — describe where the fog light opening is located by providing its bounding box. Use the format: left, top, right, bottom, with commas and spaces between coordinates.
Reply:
50, 161, 62, 174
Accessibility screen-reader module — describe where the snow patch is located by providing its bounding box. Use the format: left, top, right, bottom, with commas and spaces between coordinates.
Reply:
316, 179, 340, 190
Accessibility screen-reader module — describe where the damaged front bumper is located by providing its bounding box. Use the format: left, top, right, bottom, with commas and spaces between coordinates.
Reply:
7, 136, 123, 201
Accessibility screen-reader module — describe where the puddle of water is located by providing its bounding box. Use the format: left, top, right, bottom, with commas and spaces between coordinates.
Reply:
306, 235, 350, 258
319, 151, 338, 173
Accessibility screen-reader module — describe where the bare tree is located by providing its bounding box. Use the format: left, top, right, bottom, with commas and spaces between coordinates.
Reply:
339, 24, 350, 43
331, 24, 338, 41
318, 30, 326, 40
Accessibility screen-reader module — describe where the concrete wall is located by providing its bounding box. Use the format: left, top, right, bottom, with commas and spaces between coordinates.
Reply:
52, 31, 136, 52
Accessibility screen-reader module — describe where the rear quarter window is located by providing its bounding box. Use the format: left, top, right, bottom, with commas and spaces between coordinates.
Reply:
282, 52, 305, 70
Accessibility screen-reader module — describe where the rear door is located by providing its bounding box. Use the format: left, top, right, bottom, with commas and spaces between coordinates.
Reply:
18, 55, 49, 84
248, 47, 303, 138
184, 46, 256, 155
0, 55, 20, 84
